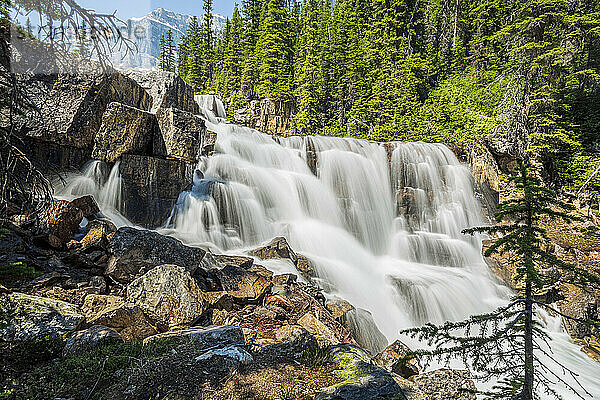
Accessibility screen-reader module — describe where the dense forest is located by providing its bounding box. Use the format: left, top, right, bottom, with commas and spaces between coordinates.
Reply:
158, 0, 600, 192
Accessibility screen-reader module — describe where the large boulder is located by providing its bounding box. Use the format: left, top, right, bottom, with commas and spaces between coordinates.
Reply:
155, 107, 206, 162
411, 369, 476, 400
123, 69, 199, 114
126, 265, 207, 330
315, 344, 403, 400
84, 302, 158, 341
373, 340, 421, 379
298, 312, 340, 347
91, 102, 160, 163
118, 154, 195, 227
106, 227, 206, 283
0, 292, 84, 341
37, 200, 83, 248
144, 325, 245, 348
62, 325, 123, 357
216, 264, 271, 303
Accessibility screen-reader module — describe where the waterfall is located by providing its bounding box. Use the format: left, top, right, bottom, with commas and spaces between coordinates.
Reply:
161, 112, 600, 398
54, 160, 130, 227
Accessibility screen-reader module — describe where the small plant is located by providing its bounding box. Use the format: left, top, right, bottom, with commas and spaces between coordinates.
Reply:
300, 346, 330, 368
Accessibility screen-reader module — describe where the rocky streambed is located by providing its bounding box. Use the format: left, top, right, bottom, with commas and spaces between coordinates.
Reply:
0, 197, 477, 399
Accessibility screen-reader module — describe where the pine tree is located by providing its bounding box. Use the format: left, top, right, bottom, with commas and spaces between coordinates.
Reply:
202, 0, 214, 87
25, 17, 32, 34
402, 159, 600, 400
184, 16, 204, 90
159, 29, 175, 72
240, 0, 263, 98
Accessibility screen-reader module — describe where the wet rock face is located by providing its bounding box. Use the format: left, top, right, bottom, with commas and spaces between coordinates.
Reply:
91, 102, 160, 163
411, 369, 477, 400
126, 264, 207, 331
106, 227, 206, 284
0, 292, 84, 341
249, 237, 298, 264
123, 69, 199, 114
118, 154, 195, 228
155, 107, 206, 162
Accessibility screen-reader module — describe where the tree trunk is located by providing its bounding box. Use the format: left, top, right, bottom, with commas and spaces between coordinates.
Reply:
523, 281, 534, 400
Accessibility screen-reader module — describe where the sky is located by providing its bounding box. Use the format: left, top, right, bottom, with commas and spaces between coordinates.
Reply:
76, 0, 238, 20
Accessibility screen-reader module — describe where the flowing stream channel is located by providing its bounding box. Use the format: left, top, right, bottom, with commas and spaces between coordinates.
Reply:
56, 96, 600, 399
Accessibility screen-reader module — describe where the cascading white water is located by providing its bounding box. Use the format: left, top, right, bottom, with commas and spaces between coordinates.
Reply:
53, 160, 130, 227
161, 112, 600, 398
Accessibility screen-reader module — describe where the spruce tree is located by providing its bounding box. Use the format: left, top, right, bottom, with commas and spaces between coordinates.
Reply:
159, 29, 175, 72
240, 0, 263, 98
202, 0, 214, 87
74, 21, 89, 56
402, 159, 600, 400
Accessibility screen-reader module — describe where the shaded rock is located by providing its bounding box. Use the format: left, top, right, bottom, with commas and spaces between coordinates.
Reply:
62, 325, 123, 357
123, 69, 198, 114
558, 283, 598, 339
261, 325, 319, 360
126, 265, 207, 330
38, 200, 83, 248
91, 102, 159, 163
315, 344, 403, 400
69, 195, 100, 219
106, 227, 205, 283
144, 325, 244, 349
0, 292, 84, 341
373, 340, 420, 379
202, 130, 217, 156
156, 107, 206, 162
272, 273, 297, 286
85, 303, 157, 341
249, 237, 297, 264
118, 154, 195, 228
217, 264, 271, 303
298, 312, 340, 347
411, 369, 476, 400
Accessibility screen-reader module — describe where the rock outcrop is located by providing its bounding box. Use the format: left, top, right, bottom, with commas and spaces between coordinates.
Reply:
62, 325, 123, 356
123, 69, 199, 114
0, 292, 84, 341
234, 98, 296, 136
156, 107, 206, 162
373, 339, 421, 379
118, 154, 195, 227
91, 102, 160, 163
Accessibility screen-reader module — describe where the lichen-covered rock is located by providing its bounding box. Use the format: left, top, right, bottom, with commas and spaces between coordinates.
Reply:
85, 302, 157, 341
91, 102, 159, 163
295, 253, 317, 282
261, 325, 319, 360
156, 107, 206, 162
216, 264, 272, 303
0, 292, 84, 341
38, 200, 83, 248
126, 265, 207, 330
68, 219, 116, 251
373, 340, 420, 379
69, 195, 100, 219
106, 227, 205, 283
411, 369, 477, 400
298, 312, 340, 347
249, 236, 298, 264
123, 69, 199, 114
81, 294, 125, 318
315, 344, 403, 400
62, 325, 123, 357
118, 154, 195, 228
144, 325, 245, 349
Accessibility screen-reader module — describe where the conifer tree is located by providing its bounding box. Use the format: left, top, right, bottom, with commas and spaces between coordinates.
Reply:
402, 159, 600, 400
240, 0, 263, 98
159, 29, 175, 72
254, 0, 293, 98
202, 0, 214, 87
25, 17, 32, 34
74, 21, 89, 56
